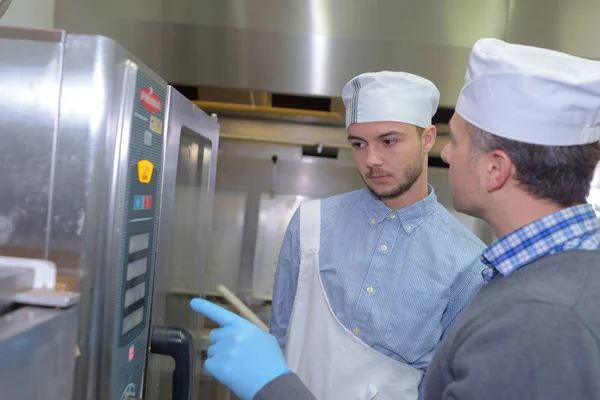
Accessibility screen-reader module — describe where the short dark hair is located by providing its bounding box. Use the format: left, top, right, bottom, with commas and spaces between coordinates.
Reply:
467, 123, 600, 207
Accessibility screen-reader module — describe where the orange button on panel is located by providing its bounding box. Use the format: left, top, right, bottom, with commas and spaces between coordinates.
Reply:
138, 160, 153, 183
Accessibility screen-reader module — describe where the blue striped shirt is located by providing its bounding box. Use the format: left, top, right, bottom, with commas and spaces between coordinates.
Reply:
270, 185, 487, 370
481, 203, 600, 282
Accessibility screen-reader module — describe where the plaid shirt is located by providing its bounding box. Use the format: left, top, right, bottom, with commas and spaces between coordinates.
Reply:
481, 203, 600, 282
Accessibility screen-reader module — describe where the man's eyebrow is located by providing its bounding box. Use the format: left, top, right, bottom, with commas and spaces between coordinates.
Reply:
447, 125, 455, 139
378, 130, 404, 138
347, 130, 406, 141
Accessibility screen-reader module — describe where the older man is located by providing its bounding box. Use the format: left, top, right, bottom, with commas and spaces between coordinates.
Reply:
423, 37, 600, 400
189, 38, 600, 400
270, 71, 485, 400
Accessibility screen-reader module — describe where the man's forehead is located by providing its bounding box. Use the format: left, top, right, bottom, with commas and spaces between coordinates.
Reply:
448, 113, 466, 135
448, 113, 459, 128
347, 121, 415, 138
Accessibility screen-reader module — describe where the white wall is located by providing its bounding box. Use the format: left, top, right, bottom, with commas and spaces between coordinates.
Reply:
0, 0, 55, 29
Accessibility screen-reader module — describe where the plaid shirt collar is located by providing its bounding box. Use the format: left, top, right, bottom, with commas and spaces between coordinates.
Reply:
481, 203, 600, 282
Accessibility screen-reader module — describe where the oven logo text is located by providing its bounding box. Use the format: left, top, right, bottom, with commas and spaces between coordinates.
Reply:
139, 87, 161, 113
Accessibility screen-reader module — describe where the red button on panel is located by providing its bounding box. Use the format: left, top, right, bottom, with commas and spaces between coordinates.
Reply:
143, 196, 152, 209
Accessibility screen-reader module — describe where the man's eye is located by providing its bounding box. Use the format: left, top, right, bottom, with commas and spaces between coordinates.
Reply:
352, 142, 365, 149
383, 139, 397, 146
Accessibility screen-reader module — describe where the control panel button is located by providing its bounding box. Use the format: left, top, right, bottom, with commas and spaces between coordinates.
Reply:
133, 196, 144, 210
133, 195, 152, 210
137, 160, 154, 183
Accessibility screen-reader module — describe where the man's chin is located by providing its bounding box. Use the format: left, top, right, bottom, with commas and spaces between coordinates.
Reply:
452, 200, 481, 219
368, 185, 404, 199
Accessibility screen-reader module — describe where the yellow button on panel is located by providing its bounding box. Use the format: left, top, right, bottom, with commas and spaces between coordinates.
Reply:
353, 327, 360, 334
138, 160, 154, 183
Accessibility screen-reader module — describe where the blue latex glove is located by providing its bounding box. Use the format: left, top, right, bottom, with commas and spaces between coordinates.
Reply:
190, 298, 290, 400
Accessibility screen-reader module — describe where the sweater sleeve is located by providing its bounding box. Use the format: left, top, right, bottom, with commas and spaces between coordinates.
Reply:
253, 372, 316, 400
439, 301, 600, 400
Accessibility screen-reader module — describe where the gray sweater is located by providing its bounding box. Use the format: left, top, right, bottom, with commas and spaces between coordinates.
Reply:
255, 250, 600, 400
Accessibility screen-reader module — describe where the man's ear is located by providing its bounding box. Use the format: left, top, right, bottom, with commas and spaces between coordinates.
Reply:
485, 150, 513, 193
421, 124, 437, 153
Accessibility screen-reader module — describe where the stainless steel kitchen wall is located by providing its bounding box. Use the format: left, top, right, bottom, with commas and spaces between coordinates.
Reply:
54, 0, 600, 107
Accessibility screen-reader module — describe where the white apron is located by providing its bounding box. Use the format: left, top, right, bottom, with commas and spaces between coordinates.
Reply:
284, 200, 424, 400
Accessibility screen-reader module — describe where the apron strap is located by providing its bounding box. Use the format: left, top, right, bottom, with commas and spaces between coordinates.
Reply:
364, 384, 379, 400
299, 199, 321, 255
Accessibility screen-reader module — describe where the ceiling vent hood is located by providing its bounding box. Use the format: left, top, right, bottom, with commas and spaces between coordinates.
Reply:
55, 0, 600, 108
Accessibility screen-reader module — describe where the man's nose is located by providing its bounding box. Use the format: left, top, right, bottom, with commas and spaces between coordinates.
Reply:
366, 147, 384, 168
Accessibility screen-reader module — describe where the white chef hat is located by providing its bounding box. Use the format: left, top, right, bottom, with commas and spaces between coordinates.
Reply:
456, 38, 600, 146
342, 71, 440, 129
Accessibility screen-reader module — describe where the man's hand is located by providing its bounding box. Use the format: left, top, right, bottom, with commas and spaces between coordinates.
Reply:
190, 298, 290, 400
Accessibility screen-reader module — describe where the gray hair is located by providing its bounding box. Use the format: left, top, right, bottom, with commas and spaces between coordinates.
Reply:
467, 123, 600, 207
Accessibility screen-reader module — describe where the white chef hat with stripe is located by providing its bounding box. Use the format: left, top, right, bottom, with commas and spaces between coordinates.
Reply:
456, 38, 600, 146
342, 71, 440, 129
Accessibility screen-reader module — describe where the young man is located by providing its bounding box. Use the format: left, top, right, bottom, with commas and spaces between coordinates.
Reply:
188, 38, 600, 400
270, 71, 486, 399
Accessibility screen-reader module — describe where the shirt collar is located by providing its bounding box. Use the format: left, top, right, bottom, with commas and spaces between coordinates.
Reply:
481, 203, 599, 278
361, 184, 438, 233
